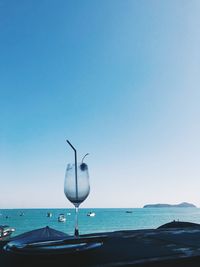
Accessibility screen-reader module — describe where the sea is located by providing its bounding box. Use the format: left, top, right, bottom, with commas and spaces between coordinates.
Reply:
1, 208, 200, 237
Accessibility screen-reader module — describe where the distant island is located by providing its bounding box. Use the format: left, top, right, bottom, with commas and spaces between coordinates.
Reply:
143, 202, 197, 208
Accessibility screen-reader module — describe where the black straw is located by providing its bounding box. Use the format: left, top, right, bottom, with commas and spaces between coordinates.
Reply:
66, 140, 78, 201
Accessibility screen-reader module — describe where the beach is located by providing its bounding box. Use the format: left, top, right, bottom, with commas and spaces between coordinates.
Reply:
1, 226, 200, 266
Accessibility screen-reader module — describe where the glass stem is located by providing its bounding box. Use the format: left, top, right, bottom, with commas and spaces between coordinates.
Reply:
74, 206, 79, 237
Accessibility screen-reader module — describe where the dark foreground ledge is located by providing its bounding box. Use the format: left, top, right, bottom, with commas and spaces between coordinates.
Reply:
1, 227, 200, 267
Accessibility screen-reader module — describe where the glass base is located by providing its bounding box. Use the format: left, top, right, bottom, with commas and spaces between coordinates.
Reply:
74, 228, 79, 237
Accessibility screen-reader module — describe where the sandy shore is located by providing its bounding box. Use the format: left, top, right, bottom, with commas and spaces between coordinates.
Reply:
1, 227, 200, 266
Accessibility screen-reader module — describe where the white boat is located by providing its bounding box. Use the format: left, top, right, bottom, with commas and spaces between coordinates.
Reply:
87, 212, 95, 217
47, 212, 53, 217
0, 225, 15, 240
58, 214, 66, 222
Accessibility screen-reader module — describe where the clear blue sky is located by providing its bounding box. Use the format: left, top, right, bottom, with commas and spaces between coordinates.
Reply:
0, 0, 200, 208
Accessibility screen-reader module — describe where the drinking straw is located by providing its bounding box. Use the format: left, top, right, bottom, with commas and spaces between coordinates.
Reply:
66, 140, 78, 201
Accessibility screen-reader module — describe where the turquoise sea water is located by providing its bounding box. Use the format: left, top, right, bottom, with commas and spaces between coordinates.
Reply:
0, 208, 200, 237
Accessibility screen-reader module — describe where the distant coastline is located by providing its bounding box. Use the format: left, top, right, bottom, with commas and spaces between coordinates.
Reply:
143, 202, 196, 208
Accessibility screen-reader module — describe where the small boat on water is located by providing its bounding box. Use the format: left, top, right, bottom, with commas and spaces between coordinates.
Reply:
87, 212, 96, 217
58, 214, 66, 222
0, 225, 15, 241
47, 212, 53, 218
126, 211, 133, 214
